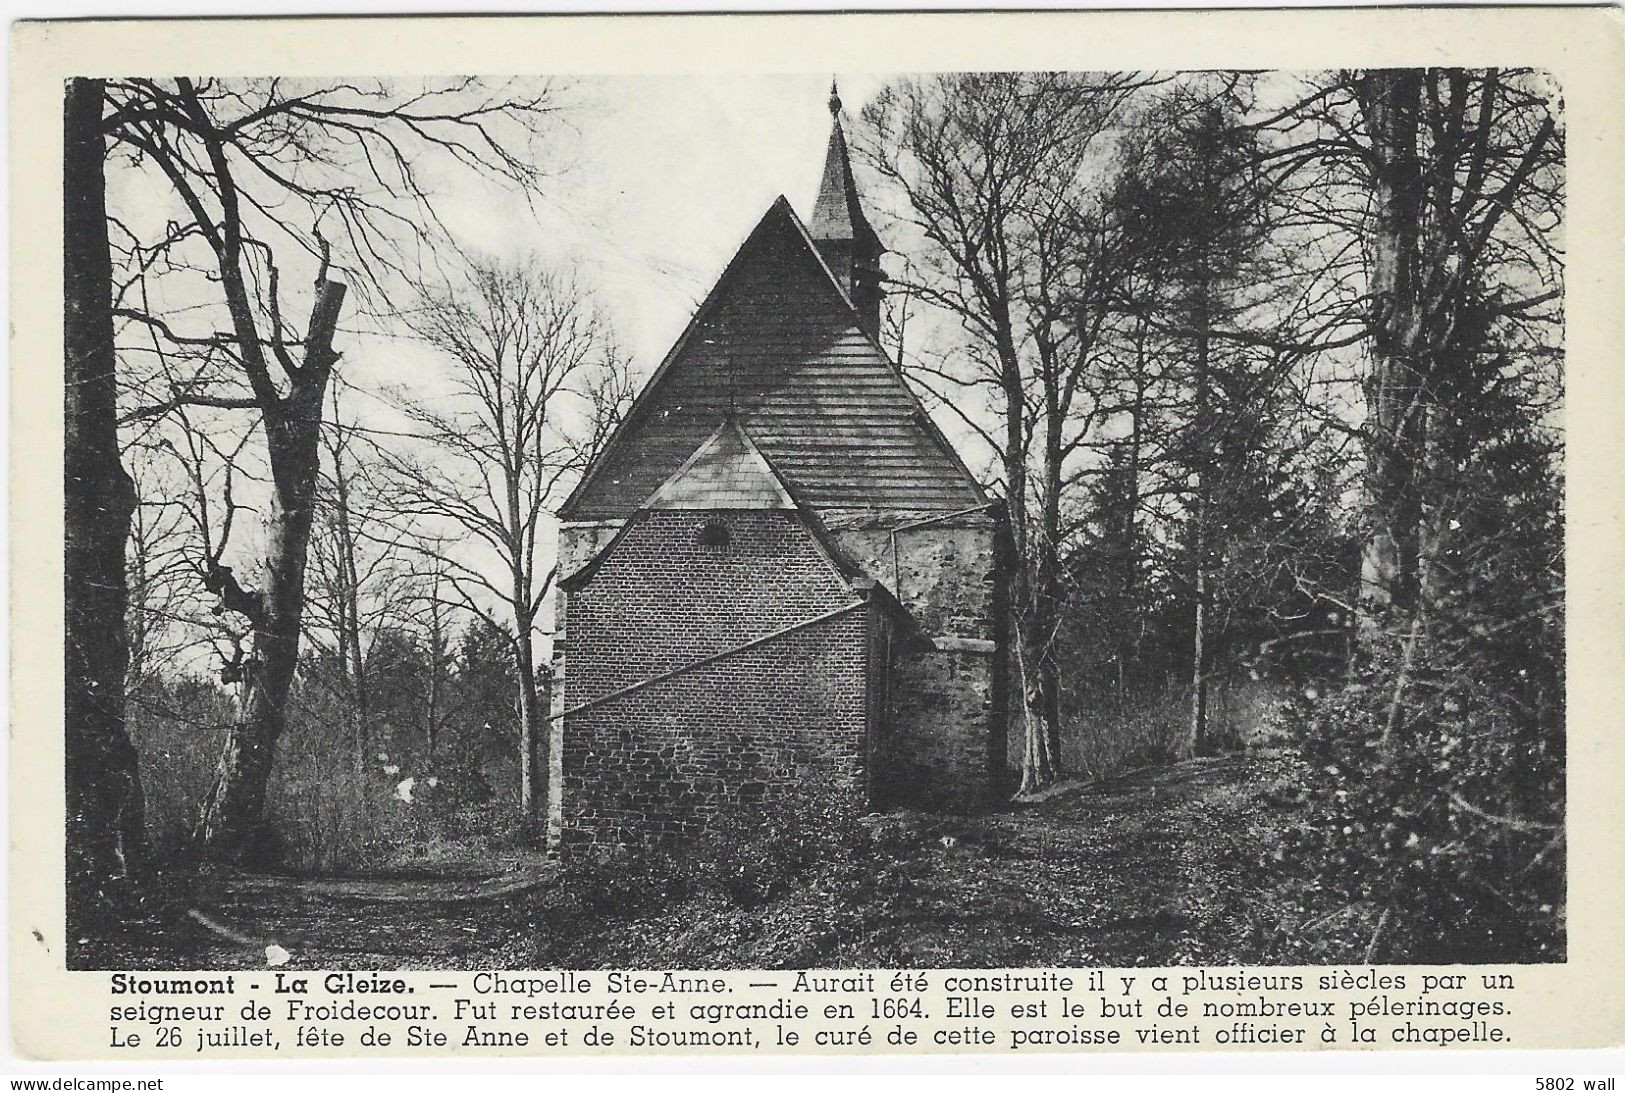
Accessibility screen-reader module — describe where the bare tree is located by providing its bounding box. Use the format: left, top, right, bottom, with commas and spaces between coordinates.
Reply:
858, 72, 1148, 788
123, 455, 218, 709
1109, 78, 1286, 753
381, 258, 633, 819
409, 558, 458, 761
304, 390, 412, 772
104, 76, 565, 861
1257, 69, 1562, 627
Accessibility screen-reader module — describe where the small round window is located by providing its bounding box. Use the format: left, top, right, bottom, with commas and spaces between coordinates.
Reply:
697, 518, 732, 549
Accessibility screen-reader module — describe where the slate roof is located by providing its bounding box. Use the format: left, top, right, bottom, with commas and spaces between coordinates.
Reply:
559, 197, 986, 521
644, 420, 797, 510
808, 93, 882, 254
561, 421, 871, 596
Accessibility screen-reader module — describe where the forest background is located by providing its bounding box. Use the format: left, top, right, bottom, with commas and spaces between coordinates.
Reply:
62, 67, 1564, 966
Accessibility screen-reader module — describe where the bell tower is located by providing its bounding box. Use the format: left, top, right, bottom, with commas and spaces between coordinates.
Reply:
808, 80, 885, 338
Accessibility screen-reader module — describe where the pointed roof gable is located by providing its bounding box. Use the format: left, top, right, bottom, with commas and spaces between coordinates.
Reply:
809, 84, 882, 254
644, 420, 797, 510
562, 421, 867, 596
559, 196, 985, 522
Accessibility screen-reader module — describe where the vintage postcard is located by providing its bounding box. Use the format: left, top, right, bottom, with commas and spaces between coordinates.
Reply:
10, 5, 1625, 1068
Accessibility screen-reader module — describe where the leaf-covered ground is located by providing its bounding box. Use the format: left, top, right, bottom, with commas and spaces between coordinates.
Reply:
539, 751, 1306, 970
76, 750, 1313, 971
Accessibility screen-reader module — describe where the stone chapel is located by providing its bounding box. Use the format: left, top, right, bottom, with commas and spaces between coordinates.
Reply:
550, 87, 1013, 850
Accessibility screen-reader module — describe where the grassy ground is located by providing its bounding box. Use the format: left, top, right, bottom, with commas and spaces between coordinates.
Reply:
78, 749, 1307, 971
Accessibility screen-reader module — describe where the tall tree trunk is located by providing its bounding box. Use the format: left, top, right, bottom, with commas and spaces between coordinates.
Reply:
993, 308, 1057, 792
197, 282, 346, 862
1119, 344, 1148, 697
997, 322, 1028, 566
1039, 367, 1065, 761
63, 77, 147, 908
425, 592, 444, 760
1040, 404, 1066, 763
1356, 70, 1428, 627
198, 491, 313, 857
514, 625, 543, 817
1014, 619, 1056, 795
1188, 249, 1214, 756
505, 443, 546, 818
331, 446, 370, 769
1189, 538, 1209, 755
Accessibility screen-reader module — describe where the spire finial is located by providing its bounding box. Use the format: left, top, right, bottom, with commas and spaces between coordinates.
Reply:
828, 78, 842, 117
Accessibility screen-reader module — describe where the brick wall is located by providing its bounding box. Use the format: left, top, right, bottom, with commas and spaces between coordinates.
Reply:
559, 509, 870, 849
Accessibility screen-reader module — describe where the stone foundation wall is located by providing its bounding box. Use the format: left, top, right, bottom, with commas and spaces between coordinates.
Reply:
827, 511, 1012, 810
548, 520, 624, 841
557, 520, 622, 585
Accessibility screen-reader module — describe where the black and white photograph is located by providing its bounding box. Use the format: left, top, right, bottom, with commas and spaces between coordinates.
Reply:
61, 63, 1565, 974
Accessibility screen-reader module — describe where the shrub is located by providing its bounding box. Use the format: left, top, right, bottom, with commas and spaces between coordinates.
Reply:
1279, 593, 1563, 963
557, 843, 698, 916
1065, 684, 1188, 779
129, 674, 529, 875
559, 790, 928, 917
1063, 677, 1284, 781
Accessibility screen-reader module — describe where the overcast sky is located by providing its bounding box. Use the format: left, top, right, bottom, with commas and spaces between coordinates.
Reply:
384, 73, 895, 373
110, 74, 907, 661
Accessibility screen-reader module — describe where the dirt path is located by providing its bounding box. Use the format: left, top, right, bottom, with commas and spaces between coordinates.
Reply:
83, 751, 1291, 970
81, 863, 553, 971
534, 750, 1295, 969
880, 751, 1290, 968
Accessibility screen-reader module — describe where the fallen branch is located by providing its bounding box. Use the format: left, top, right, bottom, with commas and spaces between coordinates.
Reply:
187, 907, 265, 947
1517, 829, 1567, 876
1363, 902, 1393, 964
1447, 792, 1561, 833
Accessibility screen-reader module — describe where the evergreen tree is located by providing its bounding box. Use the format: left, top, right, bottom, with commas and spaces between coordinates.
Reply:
1109, 77, 1281, 752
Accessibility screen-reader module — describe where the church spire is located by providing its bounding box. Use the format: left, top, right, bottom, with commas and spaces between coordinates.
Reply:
808, 79, 884, 337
